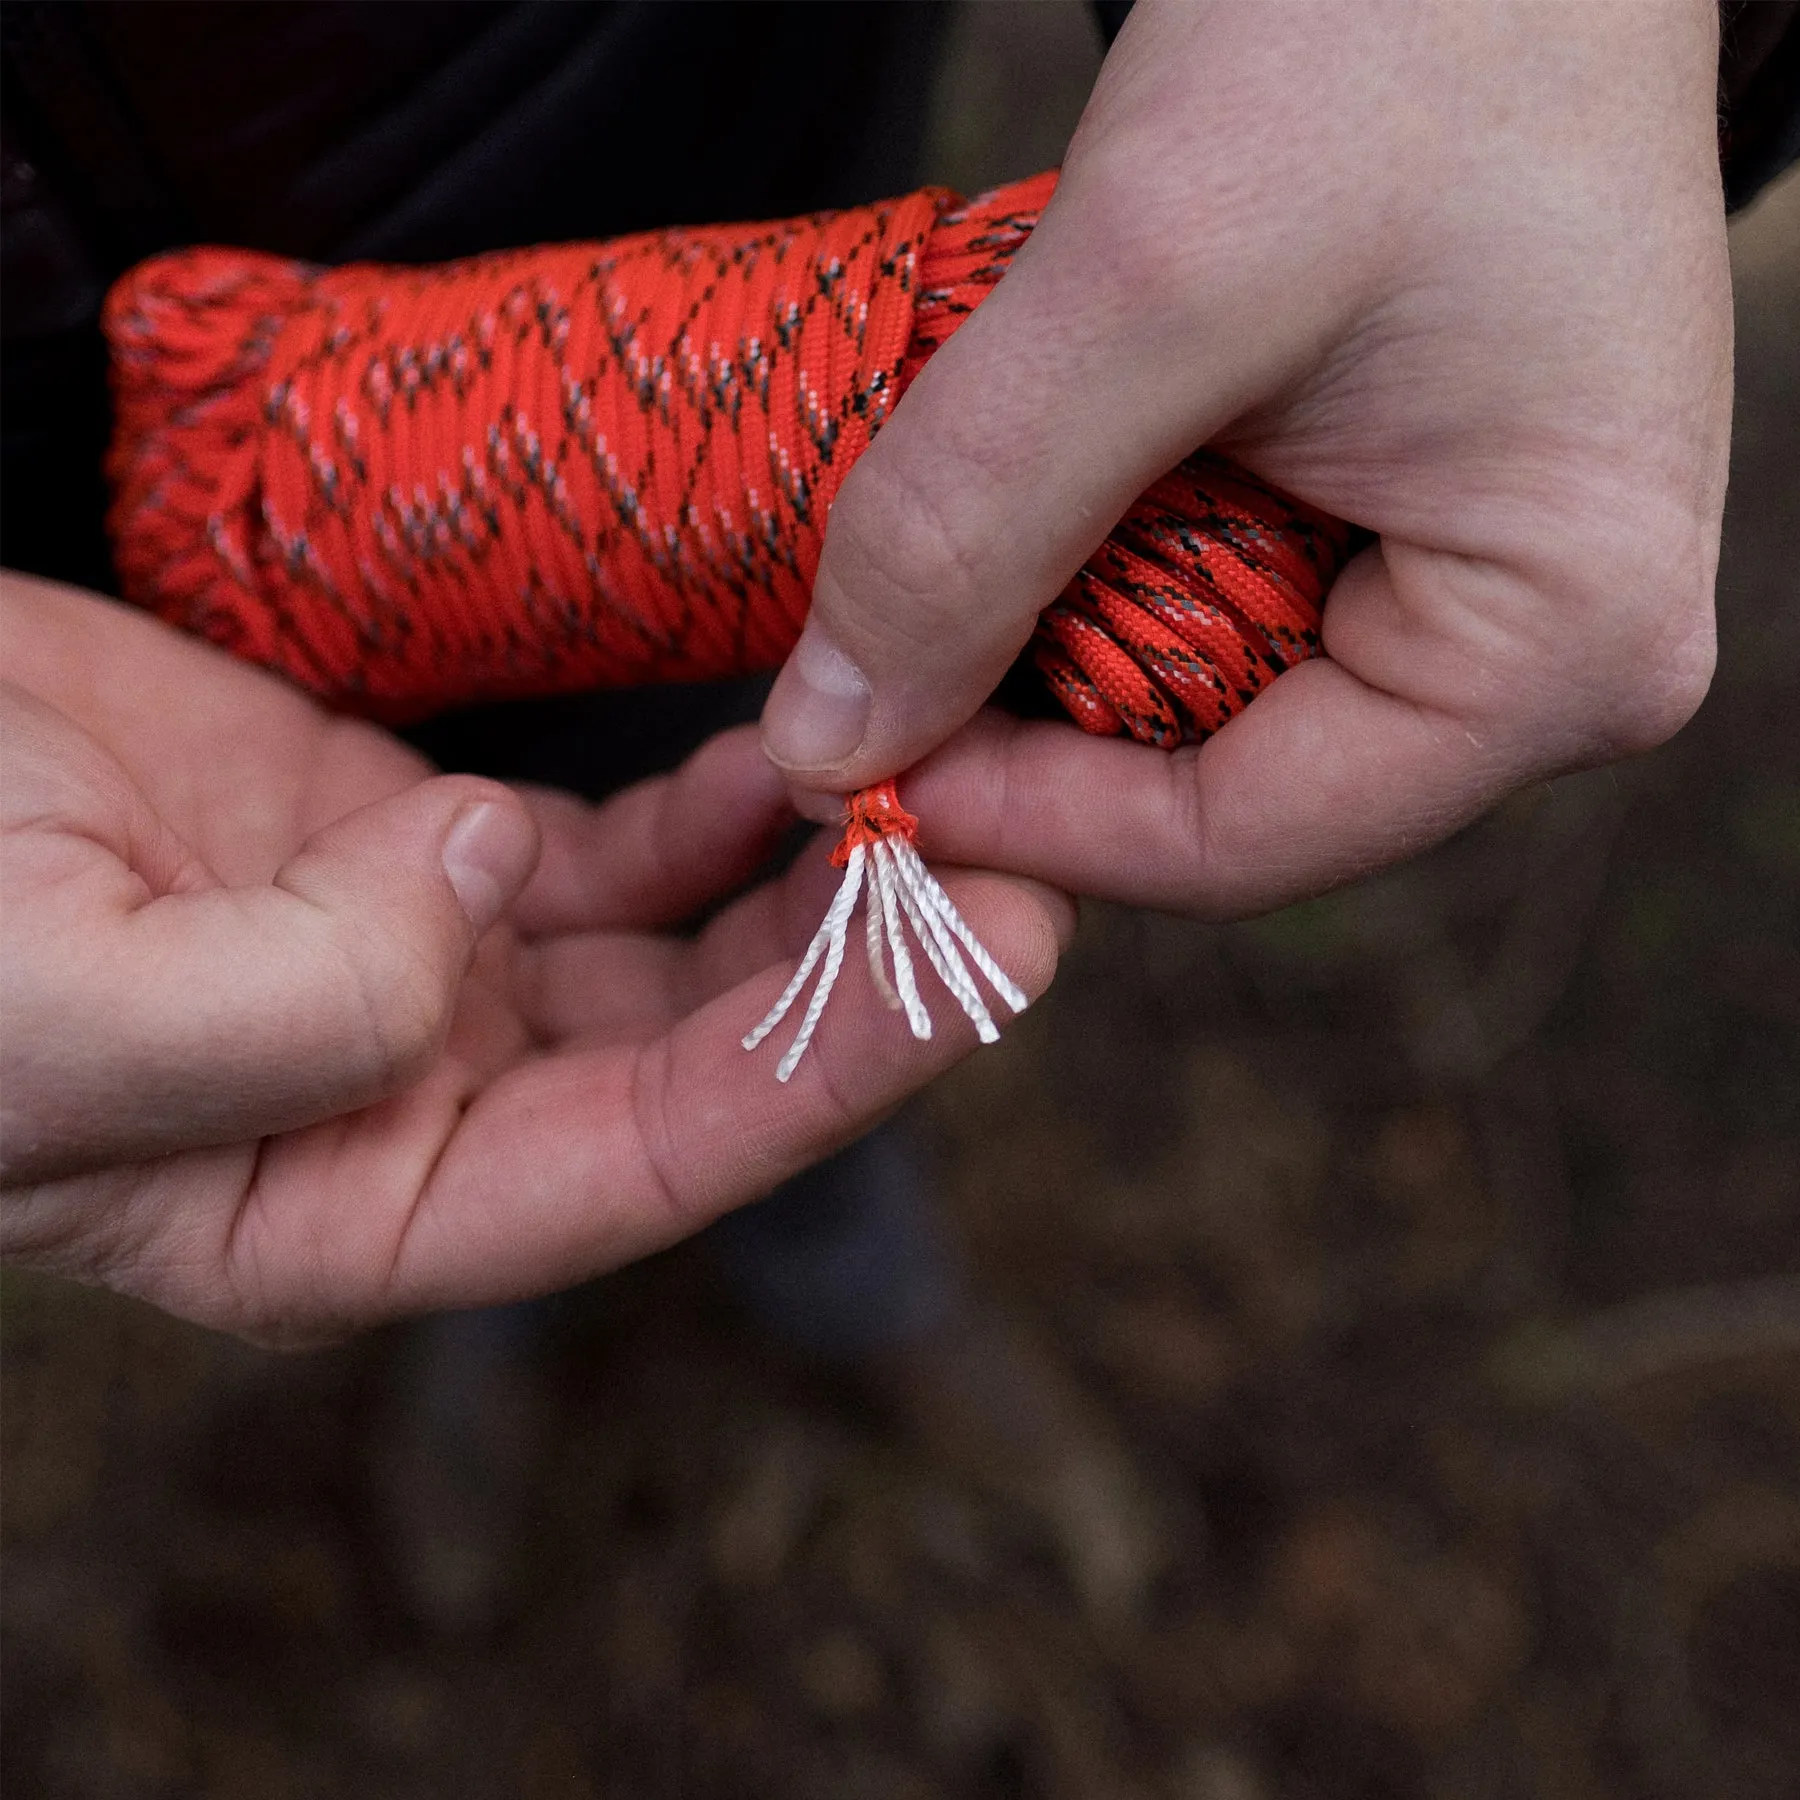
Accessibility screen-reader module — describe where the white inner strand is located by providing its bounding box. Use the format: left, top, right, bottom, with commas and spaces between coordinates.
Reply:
741, 844, 865, 1081
892, 838, 1029, 1014
872, 840, 934, 1040
742, 832, 1030, 1081
889, 848, 994, 1043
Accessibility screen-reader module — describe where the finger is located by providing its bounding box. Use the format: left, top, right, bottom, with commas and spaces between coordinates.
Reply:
516, 934, 686, 1048
511, 726, 794, 937
899, 542, 1713, 918
382, 869, 1071, 1311
17, 776, 539, 1180
901, 681, 1494, 920
516, 829, 843, 1047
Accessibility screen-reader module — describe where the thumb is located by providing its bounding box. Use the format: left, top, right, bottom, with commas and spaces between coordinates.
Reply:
759, 160, 1301, 792
49, 777, 539, 1175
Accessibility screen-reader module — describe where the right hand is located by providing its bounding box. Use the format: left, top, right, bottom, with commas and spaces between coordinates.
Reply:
765, 0, 1731, 919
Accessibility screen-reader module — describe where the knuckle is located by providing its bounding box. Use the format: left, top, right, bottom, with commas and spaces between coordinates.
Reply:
341, 934, 454, 1097
818, 450, 994, 660
1067, 157, 1264, 335
1478, 491, 1721, 768
1087, 186, 1200, 319
1611, 613, 1716, 752
1580, 539, 1719, 757
626, 1037, 701, 1231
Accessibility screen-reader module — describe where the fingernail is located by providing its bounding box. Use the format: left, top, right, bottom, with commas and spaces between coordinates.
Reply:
442, 800, 535, 932
762, 624, 871, 772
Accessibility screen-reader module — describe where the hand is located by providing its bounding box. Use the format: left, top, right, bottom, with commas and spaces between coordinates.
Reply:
0, 575, 1068, 1344
762, 0, 1732, 916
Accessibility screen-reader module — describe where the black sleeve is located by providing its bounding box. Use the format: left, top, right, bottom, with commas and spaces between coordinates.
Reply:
1091, 0, 1133, 50
1721, 1, 1800, 209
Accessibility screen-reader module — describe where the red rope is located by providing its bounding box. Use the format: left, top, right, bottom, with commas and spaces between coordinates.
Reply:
103, 171, 1351, 761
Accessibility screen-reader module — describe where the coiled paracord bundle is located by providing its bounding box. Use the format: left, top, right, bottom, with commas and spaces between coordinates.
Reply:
103, 171, 1353, 1074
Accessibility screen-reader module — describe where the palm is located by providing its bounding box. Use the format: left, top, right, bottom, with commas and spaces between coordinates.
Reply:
2, 580, 1062, 1343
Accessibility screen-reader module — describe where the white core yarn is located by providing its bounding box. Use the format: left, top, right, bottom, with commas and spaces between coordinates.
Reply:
742, 835, 1030, 1082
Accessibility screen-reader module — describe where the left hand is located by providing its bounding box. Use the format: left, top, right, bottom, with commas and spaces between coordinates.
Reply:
0, 576, 1069, 1345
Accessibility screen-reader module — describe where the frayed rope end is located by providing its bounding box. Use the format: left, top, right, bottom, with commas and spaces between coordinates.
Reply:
742, 779, 1028, 1081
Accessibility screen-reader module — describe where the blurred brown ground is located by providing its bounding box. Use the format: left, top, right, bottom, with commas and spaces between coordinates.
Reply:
5, 8, 1798, 1798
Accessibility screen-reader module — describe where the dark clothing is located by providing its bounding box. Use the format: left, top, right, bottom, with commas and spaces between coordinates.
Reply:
2, 0, 948, 608
1722, 1, 1800, 212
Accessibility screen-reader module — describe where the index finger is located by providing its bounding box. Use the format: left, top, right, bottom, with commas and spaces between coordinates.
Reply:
510, 726, 794, 937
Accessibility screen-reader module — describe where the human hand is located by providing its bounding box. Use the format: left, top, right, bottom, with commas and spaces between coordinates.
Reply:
0, 576, 1068, 1344
762, 0, 1732, 916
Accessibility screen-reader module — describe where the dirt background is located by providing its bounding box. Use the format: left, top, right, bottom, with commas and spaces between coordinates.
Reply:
6, 8, 1798, 1798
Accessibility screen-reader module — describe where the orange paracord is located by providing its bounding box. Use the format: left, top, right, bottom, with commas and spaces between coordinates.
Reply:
102, 170, 1354, 1075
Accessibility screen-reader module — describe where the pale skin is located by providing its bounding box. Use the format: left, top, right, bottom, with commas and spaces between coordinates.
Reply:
1, 0, 1737, 1340
0, 577, 1069, 1345
764, 0, 1735, 917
